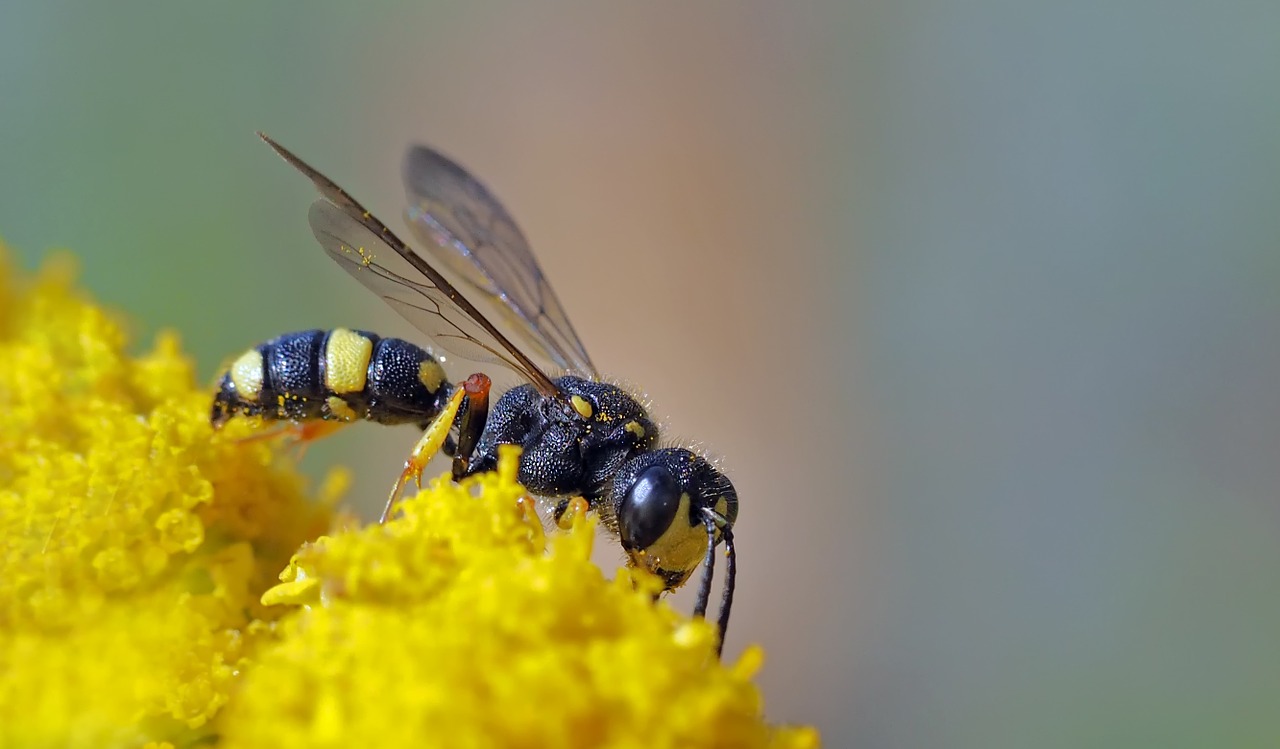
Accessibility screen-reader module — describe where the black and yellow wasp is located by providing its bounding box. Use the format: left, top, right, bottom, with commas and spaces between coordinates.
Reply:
212, 133, 738, 652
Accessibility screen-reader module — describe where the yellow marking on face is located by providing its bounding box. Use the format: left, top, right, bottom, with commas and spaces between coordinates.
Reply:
712, 497, 731, 542
625, 420, 646, 440
418, 359, 446, 393
326, 396, 357, 421
631, 492, 705, 585
571, 395, 594, 420
229, 349, 264, 400
324, 328, 373, 394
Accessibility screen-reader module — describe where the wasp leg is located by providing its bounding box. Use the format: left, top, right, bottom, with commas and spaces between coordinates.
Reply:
451, 373, 492, 481
381, 386, 466, 524
234, 419, 349, 460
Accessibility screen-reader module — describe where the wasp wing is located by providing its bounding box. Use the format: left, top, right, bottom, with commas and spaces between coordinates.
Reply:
402, 145, 599, 378
260, 132, 561, 397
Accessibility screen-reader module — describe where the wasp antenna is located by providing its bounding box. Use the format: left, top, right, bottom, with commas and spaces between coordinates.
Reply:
693, 513, 718, 621
715, 525, 736, 658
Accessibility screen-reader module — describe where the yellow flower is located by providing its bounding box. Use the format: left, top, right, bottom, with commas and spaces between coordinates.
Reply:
0, 245, 819, 748
0, 246, 333, 746
229, 452, 815, 748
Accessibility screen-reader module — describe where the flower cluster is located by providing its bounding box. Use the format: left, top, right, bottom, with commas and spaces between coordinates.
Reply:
0, 247, 334, 746
0, 245, 818, 748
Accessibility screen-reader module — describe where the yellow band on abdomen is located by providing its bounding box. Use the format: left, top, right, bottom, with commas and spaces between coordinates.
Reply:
324, 328, 373, 394
229, 349, 265, 399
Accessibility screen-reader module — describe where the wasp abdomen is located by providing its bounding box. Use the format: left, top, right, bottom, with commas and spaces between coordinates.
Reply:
211, 328, 450, 429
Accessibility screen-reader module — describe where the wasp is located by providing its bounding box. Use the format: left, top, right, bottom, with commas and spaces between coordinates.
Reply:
212, 133, 738, 653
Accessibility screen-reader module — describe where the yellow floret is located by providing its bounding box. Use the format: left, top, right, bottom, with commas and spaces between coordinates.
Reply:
0, 243, 819, 747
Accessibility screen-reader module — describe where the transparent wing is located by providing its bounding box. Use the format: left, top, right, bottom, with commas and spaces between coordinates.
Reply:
402, 145, 598, 377
259, 132, 561, 397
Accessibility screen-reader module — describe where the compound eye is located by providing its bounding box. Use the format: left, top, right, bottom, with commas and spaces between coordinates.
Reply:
618, 465, 682, 553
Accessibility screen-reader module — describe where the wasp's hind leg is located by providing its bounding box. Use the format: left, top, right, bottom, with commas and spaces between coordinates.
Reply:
233, 418, 350, 461
381, 385, 466, 523
382, 373, 494, 522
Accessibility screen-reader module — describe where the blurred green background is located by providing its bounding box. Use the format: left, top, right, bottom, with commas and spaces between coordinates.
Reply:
3, 3, 1280, 746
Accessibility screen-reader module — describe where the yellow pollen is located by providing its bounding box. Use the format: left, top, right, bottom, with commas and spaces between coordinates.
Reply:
326, 396, 357, 421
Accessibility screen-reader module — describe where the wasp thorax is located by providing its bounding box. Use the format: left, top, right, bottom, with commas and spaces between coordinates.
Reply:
612, 448, 738, 590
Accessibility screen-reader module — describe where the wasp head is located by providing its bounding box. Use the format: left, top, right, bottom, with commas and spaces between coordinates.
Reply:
609, 448, 738, 589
